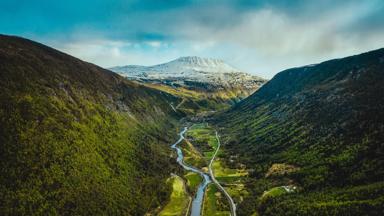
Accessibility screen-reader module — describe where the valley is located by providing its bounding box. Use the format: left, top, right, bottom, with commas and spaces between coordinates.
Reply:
162, 123, 236, 216
156, 48, 384, 216
0, 35, 383, 216
3, 1, 384, 215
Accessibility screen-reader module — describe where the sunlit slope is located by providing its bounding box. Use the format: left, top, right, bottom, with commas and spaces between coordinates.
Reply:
0, 35, 183, 215
215, 48, 384, 215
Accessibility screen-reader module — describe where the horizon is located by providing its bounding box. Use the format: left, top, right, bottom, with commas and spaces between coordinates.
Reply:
109, 48, 383, 77
1, 0, 384, 79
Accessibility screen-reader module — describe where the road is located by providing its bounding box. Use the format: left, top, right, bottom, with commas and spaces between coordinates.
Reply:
208, 131, 237, 216
171, 127, 212, 216
171, 127, 237, 216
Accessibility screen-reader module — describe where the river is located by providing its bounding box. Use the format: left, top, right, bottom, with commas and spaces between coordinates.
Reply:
171, 127, 212, 216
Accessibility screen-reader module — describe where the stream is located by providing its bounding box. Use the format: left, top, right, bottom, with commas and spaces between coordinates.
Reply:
171, 127, 212, 216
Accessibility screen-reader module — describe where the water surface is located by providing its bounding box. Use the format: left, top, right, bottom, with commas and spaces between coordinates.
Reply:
171, 127, 212, 216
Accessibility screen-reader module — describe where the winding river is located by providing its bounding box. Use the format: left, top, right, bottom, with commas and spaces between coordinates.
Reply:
171, 127, 212, 216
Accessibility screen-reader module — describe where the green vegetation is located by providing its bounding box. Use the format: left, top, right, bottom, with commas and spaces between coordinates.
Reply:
186, 123, 219, 161
212, 159, 249, 204
202, 183, 231, 216
265, 163, 299, 178
0, 35, 183, 215
259, 182, 384, 216
184, 172, 203, 195
186, 123, 249, 211
142, 82, 257, 115
159, 176, 191, 216
215, 48, 384, 215
179, 139, 207, 169
225, 183, 249, 203
2, 35, 384, 216
213, 160, 248, 179
261, 187, 288, 200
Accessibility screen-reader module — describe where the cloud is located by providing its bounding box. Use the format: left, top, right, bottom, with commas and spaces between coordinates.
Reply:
49, 38, 181, 67
3, 0, 383, 78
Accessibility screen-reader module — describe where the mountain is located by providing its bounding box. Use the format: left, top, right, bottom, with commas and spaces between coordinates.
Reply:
110, 56, 264, 89
3, 34, 383, 216
0, 35, 184, 215
110, 56, 267, 114
214, 48, 384, 215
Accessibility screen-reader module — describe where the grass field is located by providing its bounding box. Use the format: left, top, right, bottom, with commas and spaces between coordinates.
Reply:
202, 183, 231, 216
180, 139, 207, 169
182, 123, 251, 215
184, 172, 202, 195
186, 123, 251, 210
212, 159, 249, 203
187, 123, 219, 161
225, 183, 249, 201
261, 187, 287, 199
212, 160, 248, 178
159, 176, 191, 216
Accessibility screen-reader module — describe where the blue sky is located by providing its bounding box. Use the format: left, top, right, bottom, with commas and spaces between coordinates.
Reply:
1, 0, 384, 78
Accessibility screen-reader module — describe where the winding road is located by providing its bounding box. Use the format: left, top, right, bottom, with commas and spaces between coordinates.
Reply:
170, 127, 236, 216
209, 131, 237, 216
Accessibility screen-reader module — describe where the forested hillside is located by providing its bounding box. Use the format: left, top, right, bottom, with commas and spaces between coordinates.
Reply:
0, 35, 183, 215
215, 48, 384, 215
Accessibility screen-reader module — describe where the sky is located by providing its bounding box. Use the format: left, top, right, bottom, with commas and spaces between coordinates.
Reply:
1, 0, 384, 78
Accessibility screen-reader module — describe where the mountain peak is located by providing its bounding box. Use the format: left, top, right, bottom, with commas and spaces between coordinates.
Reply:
174, 56, 225, 66
109, 56, 266, 87
162, 56, 242, 74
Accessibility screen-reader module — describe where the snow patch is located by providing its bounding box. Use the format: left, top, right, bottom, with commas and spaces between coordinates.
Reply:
109, 56, 265, 87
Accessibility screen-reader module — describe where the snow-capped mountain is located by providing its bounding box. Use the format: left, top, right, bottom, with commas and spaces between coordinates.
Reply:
109, 56, 266, 90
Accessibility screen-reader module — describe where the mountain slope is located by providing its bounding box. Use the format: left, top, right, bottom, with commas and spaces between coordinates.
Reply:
215, 48, 384, 215
0, 35, 183, 215
110, 56, 267, 114
111, 56, 263, 87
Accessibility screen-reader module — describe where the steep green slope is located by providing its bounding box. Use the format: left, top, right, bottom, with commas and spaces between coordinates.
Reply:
215, 48, 384, 215
0, 35, 183, 215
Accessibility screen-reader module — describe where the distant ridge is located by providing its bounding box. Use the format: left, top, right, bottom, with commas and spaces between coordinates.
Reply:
109, 56, 266, 88
110, 56, 267, 113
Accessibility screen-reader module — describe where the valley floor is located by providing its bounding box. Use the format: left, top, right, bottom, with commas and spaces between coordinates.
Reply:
157, 123, 248, 216
159, 175, 191, 216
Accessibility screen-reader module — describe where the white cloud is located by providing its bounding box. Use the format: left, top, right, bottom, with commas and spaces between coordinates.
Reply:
42, 1, 384, 79
146, 41, 162, 48
49, 38, 181, 68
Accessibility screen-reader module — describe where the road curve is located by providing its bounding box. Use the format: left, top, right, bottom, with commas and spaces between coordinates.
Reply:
209, 131, 237, 216
171, 127, 212, 216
